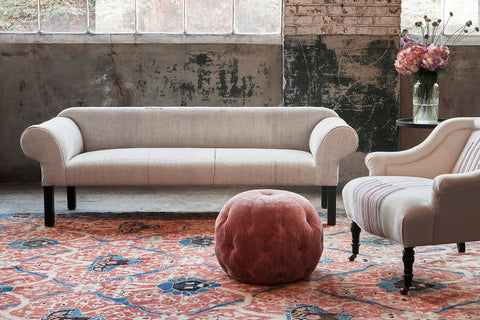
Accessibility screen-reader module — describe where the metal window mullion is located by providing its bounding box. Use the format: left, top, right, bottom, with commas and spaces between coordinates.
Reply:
135, 0, 138, 34
184, 0, 187, 35
232, 0, 235, 35
37, 0, 41, 33
86, 0, 90, 33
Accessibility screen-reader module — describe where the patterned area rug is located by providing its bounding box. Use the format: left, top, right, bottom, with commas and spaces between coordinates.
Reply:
1, 211, 479, 320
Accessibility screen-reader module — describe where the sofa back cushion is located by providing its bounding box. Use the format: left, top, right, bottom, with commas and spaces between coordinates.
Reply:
59, 107, 338, 152
452, 130, 480, 174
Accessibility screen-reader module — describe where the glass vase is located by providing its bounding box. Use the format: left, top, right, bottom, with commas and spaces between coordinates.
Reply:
412, 80, 439, 124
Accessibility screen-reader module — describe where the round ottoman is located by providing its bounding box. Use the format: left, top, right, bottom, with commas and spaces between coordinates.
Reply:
214, 189, 323, 284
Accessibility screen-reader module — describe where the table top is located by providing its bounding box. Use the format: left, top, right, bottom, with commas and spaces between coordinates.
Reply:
396, 118, 446, 129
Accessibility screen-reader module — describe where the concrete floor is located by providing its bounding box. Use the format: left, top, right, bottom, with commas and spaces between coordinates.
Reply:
0, 186, 345, 217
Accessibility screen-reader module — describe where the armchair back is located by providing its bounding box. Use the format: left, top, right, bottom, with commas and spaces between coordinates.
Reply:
452, 130, 480, 174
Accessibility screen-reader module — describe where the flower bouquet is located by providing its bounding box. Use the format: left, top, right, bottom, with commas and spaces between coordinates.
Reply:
395, 13, 479, 124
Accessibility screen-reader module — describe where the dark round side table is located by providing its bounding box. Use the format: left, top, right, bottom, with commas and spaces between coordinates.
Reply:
396, 118, 446, 129
396, 118, 447, 149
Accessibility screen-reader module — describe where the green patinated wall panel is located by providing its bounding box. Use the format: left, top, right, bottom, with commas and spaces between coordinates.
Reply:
284, 35, 400, 152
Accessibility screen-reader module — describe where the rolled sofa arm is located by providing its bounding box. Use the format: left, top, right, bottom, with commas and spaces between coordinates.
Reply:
20, 117, 84, 186
309, 117, 359, 185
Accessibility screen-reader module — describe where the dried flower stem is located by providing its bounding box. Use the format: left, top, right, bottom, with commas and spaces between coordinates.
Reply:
435, 12, 453, 45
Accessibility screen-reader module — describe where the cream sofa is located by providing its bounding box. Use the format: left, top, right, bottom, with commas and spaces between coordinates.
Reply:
20, 106, 359, 227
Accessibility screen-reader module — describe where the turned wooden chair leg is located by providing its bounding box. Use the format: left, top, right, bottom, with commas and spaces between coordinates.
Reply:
349, 221, 361, 261
43, 186, 55, 227
67, 186, 77, 210
326, 185, 336, 226
401, 247, 415, 295
457, 243, 466, 253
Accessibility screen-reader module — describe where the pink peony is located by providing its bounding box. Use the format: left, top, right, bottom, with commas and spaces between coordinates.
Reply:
421, 44, 450, 71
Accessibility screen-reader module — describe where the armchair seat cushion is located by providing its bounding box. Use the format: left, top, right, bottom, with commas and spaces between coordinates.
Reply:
343, 176, 436, 247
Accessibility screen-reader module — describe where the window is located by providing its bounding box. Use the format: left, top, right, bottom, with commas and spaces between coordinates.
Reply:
401, 0, 479, 43
0, 0, 281, 35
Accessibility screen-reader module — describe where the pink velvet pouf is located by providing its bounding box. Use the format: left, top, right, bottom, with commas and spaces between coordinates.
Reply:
214, 189, 324, 285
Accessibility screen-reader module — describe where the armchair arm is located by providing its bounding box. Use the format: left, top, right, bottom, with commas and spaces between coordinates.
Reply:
433, 170, 480, 195
367, 118, 475, 177
20, 117, 84, 186
309, 117, 358, 185
430, 170, 480, 244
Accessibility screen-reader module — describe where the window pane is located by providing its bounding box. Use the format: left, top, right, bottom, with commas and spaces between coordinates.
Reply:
401, 0, 443, 31
235, 0, 281, 34
138, 0, 183, 33
0, 0, 37, 32
89, 0, 135, 33
40, 0, 87, 33
186, 0, 232, 34
444, 0, 479, 34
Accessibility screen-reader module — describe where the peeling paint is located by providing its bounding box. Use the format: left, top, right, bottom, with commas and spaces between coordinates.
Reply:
132, 48, 274, 106
19, 80, 26, 92
1, 51, 28, 57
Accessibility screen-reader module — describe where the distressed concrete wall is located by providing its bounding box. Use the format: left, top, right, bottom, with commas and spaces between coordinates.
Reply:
0, 43, 282, 184
284, 35, 399, 153
283, 34, 400, 182
282, 0, 402, 182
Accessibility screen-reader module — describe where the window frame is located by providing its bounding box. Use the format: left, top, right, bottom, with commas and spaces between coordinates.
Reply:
0, 33, 282, 44
0, 0, 283, 44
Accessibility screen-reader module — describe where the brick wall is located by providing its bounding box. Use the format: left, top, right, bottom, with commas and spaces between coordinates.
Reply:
284, 0, 401, 35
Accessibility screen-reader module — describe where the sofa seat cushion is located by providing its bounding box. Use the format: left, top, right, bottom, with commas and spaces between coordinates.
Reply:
65, 148, 316, 186
214, 149, 316, 185
342, 176, 436, 247
66, 148, 215, 186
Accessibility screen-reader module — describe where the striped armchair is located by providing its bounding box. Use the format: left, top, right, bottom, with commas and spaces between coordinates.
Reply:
342, 117, 480, 294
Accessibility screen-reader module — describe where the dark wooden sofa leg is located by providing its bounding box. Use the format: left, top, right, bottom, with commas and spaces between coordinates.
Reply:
43, 186, 55, 227
349, 221, 361, 261
67, 186, 77, 210
321, 186, 327, 209
457, 243, 466, 253
401, 247, 415, 295
327, 185, 336, 226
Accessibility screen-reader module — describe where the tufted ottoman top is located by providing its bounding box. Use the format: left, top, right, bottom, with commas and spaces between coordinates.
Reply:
214, 189, 323, 284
